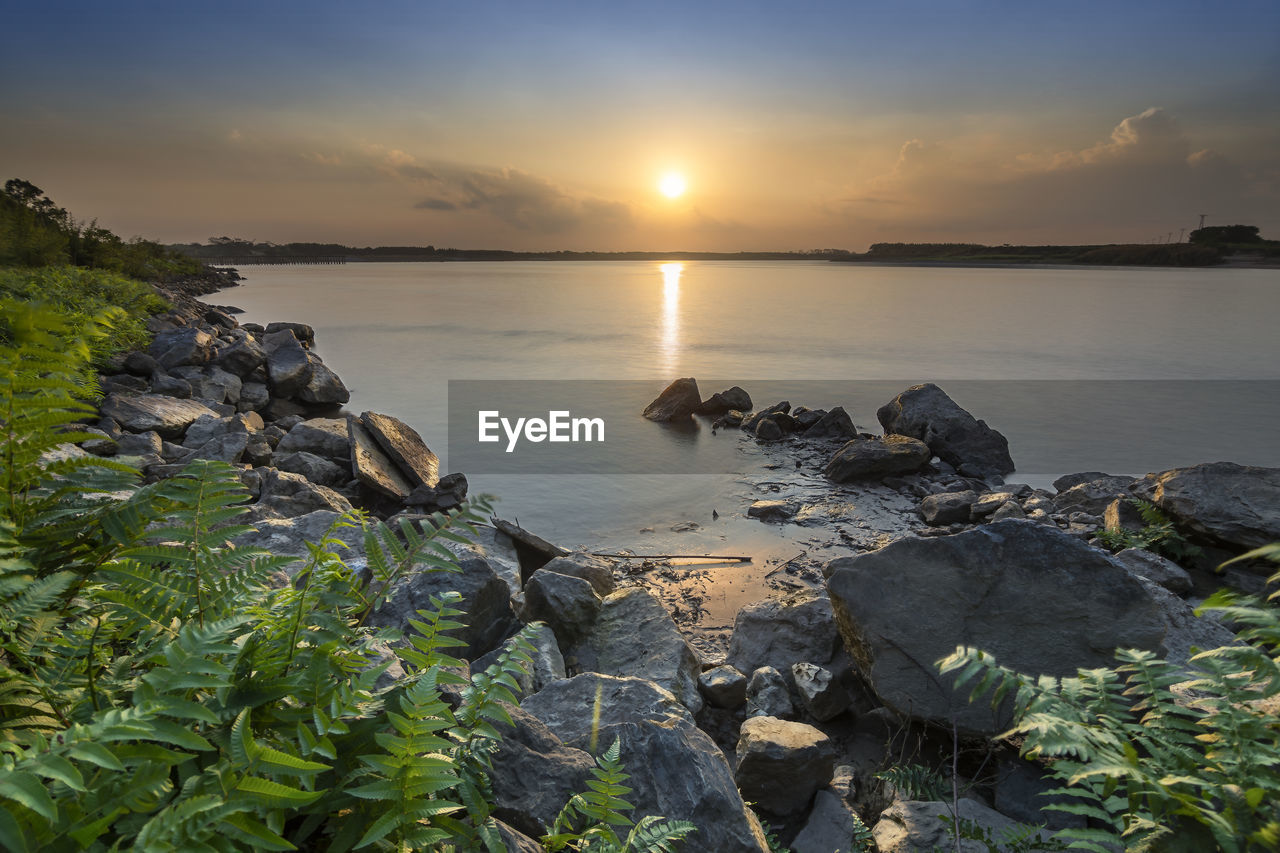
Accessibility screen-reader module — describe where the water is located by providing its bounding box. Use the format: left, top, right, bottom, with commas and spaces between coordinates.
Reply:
218, 261, 1280, 567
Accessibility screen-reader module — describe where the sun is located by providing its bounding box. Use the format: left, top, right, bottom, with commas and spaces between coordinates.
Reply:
659, 173, 686, 198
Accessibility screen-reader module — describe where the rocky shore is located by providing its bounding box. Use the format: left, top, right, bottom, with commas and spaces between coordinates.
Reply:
63, 282, 1280, 851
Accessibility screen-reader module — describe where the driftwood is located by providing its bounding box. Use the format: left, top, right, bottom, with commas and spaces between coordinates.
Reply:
765, 551, 807, 577
590, 552, 752, 563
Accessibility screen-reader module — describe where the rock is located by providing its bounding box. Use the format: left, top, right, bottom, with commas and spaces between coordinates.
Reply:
100, 374, 149, 394
181, 433, 248, 464
276, 417, 350, 462
488, 705, 595, 840
1114, 548, 1193, 595
873, 798, 1042, 853
122, 351, 158, 376
1137, 577, 1236, 669
521, 569, 603, 646
747, 499, 798, 522
791, 407, 826, 430
990, 500, 1026, 521
741, 402, 791, 432
264, 321, 315, 346
149, 373, 192, 398
993, 759, 1086, 832
1052, 476, 1136, 517
734, 716, 835, 815
791, 662, 848, 721
536, 553, 615, 597
754, 417, 784, 441
495, 821, 543, 853
99, 393, 219, 439
642, 377, 701, 422
745, 667, 794, 718
876, 383, 1014, 479
803, 406, 858, 439
1053, 471, 1116, 492
202, 366, 243, 406
212, 335, 267, 377
1131, 462, 1280, 551
297, 357, 350, 406
115, 431, 163, 457
231, 509, 364, 561
1104, 497, 1145, 535
182, 413, 260, 449
255, 469, 354, 517
698, 665, 748, 709
472, 623, 565, 699
276, 451, 348, 487
522, 674, 770, 853
359, 411, 440, 489
150, 327, 214, 370
348, 415, 413, 500
727, 594, 842, 680
263, 329, 313, 398
238, 381, 269, 412
970, 491, 1015, 517
824, 435, 931, 482
370, 540, 517, 661
825, 520, 1167, 734
919, 490, 978, 525
696, 385, 752, 415
714, 410, 746, 428
569, 587, 703, 714
790, 789, 863, 853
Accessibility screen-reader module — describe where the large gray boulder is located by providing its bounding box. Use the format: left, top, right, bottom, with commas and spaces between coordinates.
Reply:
348, 415, 413, 500
100, 393, 219, 439
1131, 462, 1280, 551
298, 358, 350, 406
734, 716, 835, 815
919, 490, 978, 525
212, 334, 267, 377
521, 569, 603, 646
791, 789, 863, 853
568, 587, 703, 714
696, 385, 752, 415
276, 417, 350, 463
255, 469, 354, 517
263, 329, 313, 399
824, 435, 932, 482
1052, 475, 1136, 516
727, 593, 842, 681
642, 378, 701, 422
150, 327, 214, 370
824, 520, 1167, 734
359, 411, 440, 489
231, 509, 365, 562
876, 383, 1014, 479
370, 540, 517, 661
522, 674, 770, 853
1114, 547, 1193, 595
803, 406, 858, 439
488, 705, 595, 839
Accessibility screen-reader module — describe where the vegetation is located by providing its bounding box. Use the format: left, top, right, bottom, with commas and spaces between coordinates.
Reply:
542, 738, 696, 852
0, 300, 688, 851
842, 241, 1226, 267
1097, 498, 1202, 563
1, 179, 204, 279
939, 543, 1280, 852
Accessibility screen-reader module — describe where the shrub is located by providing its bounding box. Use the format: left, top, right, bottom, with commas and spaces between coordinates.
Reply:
939, 545, 1280, 852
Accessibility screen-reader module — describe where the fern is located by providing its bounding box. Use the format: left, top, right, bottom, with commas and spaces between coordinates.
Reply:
1098, 498, 1202, 563
543, 737, 696, 852
874, 762, 949, 801
939, 552, 1280, 853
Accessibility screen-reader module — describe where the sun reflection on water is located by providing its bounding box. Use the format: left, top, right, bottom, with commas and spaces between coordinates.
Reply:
659, 262, 682, 375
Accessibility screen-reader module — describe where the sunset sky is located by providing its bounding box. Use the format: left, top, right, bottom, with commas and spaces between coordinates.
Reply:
4, 1, 1278, 251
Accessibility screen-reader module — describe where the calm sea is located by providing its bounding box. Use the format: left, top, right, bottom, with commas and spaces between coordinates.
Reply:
219, 261, 1280, 565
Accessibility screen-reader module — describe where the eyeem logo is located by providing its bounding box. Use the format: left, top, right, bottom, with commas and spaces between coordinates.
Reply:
478, 410, 605, 453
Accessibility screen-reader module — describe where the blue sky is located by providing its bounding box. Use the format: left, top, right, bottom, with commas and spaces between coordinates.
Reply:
3, 0, 1277, 249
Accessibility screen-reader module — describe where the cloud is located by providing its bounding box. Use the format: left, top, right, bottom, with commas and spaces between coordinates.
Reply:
414, 197, 456, 211
834, 107, 1279, 243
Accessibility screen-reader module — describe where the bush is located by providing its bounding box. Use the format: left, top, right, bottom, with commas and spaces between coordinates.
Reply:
939, 546, 1280, 852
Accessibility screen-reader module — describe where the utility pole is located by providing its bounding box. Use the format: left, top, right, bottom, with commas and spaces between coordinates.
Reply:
1178, 227, 1185, 243
1198, 214, 1207, 229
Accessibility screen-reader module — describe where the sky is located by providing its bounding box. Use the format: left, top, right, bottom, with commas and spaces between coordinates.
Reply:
3, 0, 1278, 251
